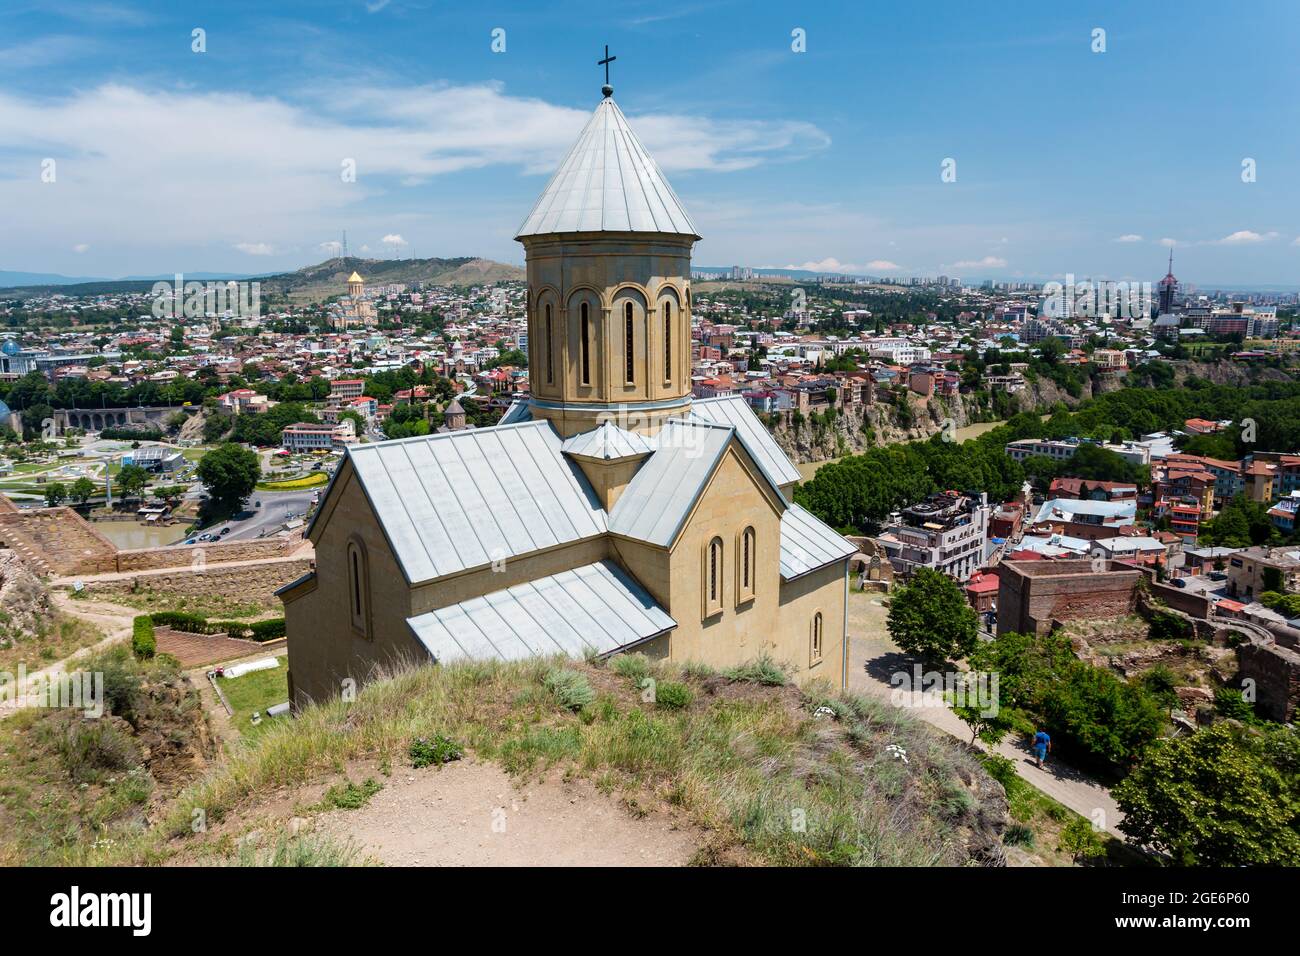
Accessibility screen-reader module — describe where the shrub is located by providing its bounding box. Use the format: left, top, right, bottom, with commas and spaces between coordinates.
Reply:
1148, 608, 1193, 643
409, 734, 463, 768
978, 753, 1019, 793
654, 681, 693, 710
1137, 665, 1179, 709
55, 717, 142, 783
543, 667, 595, 712
131, 616, 156, 660
611, 653, 651, 683
1213, 686, 1257, 722
317, 777, 383, 811
1059, 816, 1106, 863
1003, 822, 1035, 848
723, 655, 788, 686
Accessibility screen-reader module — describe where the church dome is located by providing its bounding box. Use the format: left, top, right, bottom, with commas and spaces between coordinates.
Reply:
516, 96, 699, 239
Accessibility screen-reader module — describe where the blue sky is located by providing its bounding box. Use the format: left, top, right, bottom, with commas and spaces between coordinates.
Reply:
3, 0, 1298, 286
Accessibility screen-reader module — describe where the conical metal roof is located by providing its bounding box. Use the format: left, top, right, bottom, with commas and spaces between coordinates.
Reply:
516, 97, 699, 239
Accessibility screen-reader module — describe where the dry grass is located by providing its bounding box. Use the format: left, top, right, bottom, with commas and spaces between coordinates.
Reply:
0, 612, 106, 674
134, 653, 1005, 867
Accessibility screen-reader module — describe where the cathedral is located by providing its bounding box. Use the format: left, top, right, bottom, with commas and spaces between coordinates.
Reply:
282, 78, 855, 708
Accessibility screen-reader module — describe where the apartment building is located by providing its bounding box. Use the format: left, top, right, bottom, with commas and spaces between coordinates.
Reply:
875, 490, 990, 582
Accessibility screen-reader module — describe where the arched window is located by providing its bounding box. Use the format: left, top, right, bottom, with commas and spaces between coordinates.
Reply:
625, 301, 635, 384
347, 539, 371, 639
663, 301, 672, 383
810, 612, 824, 664
703, 536, 724, 617
545, 303, 554, 384
580, 302, 591, 385
737, 526, 756, 604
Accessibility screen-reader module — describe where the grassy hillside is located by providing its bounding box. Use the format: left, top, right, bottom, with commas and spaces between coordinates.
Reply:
69, 653, 1008, 867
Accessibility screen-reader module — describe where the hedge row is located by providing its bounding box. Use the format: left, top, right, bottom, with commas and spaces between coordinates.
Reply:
148, 611, 286, 643
132, 615, 156, 659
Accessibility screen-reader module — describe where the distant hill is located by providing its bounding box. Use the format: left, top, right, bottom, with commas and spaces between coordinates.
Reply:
0, 270, 112, 287
0, 256, 523, 300
258, 256, 524, 302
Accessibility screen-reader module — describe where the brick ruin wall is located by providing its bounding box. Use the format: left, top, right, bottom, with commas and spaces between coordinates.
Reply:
1237, 641, 1300, 722
997, 559, 1300, 723
77, 558, 315, 606
0, 506, 305, 576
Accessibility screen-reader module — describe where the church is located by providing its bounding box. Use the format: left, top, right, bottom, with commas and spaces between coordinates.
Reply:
281, 74, 855, 709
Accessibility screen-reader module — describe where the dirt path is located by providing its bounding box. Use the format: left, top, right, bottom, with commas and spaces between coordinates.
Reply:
848, 592, 1125, 836
0, 592, 140, 717
315, 758, 699, 866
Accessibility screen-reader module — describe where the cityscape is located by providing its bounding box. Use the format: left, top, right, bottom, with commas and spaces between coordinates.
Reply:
0, 0, 1293, 934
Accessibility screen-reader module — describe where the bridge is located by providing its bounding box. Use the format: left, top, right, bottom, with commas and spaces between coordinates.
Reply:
45, 405, 198, 433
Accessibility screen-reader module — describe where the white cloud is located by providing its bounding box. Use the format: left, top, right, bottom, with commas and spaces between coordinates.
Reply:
0, 82, 826, 265
1158, 237, 1178, 247
1114, 234, 1143, 243
780, 257, 901, 274
234, 242, 276, 256
319, 240, 342, 255
72, 243, 89, 253
381, 234, 407, 247
1216, 230, 1279, 245
951, 255, 1007, 269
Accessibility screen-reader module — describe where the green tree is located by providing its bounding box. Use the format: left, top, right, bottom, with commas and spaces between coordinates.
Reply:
43, 481, 67, 507
196, 443, 261, 509
70, 476, 96, 504
1114, 723, 1300, 866
887, 567, 979, 662
116, 464, 149, 502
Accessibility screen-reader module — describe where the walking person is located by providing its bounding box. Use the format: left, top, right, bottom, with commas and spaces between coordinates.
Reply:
1032, 729, 1051, 769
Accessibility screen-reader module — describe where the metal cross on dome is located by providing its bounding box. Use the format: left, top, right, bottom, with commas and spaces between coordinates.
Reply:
598, 44, 616, 96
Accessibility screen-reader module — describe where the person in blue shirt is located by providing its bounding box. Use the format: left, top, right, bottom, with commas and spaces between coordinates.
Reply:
1033, 730, 1051, 768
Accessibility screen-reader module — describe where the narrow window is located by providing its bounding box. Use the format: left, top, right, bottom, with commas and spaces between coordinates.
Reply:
811, 612, 824, 663
625, 302, 635, 384
663, 301, 672, 382
348, 540, 370, 638
351, 550, 361, 617
545, 303, 553, 384
580, 302, 591, 385
737, 526, 756, 604
704, 536, 724, 617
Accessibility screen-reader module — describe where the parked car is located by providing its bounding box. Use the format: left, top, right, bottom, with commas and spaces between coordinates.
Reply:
1171, 578, 1187, 588
219, 526, 231, 536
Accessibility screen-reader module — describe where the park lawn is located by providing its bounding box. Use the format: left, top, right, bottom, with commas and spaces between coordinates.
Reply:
217, 656, 290, 736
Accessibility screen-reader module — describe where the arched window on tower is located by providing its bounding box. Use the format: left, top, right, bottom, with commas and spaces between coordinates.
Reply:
625, 301, 635, 384
704, 536, 724, 618
663, 301, 672, 384
580, 302, 591, 386
545, 303, 554, 384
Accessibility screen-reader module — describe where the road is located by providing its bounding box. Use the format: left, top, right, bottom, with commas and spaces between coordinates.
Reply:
220, 490, 317, 542
176, 489, 317, 544
847, 590, 1126, 836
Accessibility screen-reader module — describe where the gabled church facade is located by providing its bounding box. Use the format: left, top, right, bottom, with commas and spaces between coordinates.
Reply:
282, 81, 855, 709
